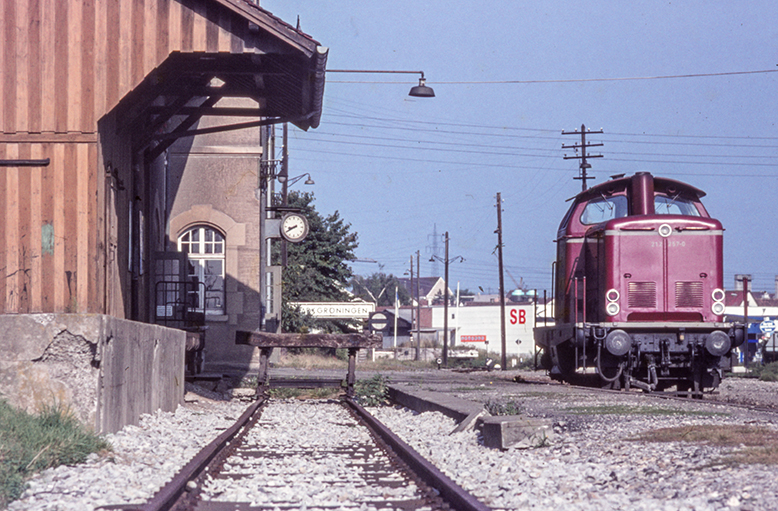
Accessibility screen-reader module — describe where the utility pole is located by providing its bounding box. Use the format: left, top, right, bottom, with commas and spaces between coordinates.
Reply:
429, 232, 463, 367
562, 124, 603, 191
416, 250, 421, 361
443, 232, 449, 367
496, 193, 507, 370
409, 255, 414, 355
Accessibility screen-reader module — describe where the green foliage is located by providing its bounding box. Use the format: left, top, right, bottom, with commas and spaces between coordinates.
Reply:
354, 374, 391, 407
484, 399, 523, 416
749, 361, 778, 382
350, 273, 412, 306
281, 191, 359, 333
0, 400, 110, 507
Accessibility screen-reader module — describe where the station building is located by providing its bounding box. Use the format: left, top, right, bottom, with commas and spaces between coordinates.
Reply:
0, 0, 326, 431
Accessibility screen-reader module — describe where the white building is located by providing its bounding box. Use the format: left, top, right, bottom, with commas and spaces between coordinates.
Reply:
429, 300, 552, 358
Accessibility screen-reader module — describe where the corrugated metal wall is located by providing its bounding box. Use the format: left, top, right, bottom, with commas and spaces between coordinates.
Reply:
0, 0, 253, 314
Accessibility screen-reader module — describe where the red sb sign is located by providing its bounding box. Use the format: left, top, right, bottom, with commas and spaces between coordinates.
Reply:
509, 309, 526, 325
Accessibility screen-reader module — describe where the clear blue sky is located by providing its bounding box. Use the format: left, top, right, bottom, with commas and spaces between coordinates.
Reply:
263, 0, 778, 295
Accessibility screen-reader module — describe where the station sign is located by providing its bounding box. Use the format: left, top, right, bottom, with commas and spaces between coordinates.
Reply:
369, 312, 389, 331
760, 319, 776, 335
292, 302, 375, 319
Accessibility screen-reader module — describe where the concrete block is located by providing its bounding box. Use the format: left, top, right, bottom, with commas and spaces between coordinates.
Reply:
0, 314, 186, 433
477, 415, 554, 449
387, 385, 486, 431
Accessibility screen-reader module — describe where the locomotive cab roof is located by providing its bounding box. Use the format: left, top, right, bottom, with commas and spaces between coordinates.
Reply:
558, 172, 711, 238
570, 172, 706, 203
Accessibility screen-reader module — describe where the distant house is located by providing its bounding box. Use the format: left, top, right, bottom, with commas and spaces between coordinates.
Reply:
397, 277, 450, 305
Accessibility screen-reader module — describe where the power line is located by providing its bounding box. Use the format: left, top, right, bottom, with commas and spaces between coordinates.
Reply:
409, 69, 778, 85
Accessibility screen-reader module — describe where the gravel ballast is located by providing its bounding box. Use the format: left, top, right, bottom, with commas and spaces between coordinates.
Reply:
7, 374, 778, 511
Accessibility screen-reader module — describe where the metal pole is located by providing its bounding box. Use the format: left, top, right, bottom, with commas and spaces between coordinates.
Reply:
409, 255, 414, 354
496, 193, 507, 370
281, 123, 289, 267
743, 276, 749, 372
416, 250, 421, 361
443, 232, 449, 367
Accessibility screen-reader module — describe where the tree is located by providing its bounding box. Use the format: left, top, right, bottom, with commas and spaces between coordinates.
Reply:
281, 191, 358, 332
350, 273, 412, 307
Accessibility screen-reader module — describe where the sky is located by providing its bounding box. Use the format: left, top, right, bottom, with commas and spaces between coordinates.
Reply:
262, 0, 778, 295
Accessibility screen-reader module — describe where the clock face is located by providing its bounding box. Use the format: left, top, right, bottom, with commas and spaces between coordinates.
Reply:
280, 213, 309, 243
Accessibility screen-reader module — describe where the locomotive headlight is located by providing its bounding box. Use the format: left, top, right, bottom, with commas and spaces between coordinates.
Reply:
705, 331, 731, 357
711, 301, 726, 315
711, 288, 725, 302
606, 288, 620, 316
658, 224, 673, 237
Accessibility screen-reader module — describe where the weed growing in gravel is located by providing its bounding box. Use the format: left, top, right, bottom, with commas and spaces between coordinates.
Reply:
484, 399, 523, 416
354, 374, 391, 407
630, 424, 778, 466
0, 400, 110, 507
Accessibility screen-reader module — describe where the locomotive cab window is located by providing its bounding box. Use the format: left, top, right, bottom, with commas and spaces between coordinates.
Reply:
654, 195, 701, 216
580, 195, 628, 225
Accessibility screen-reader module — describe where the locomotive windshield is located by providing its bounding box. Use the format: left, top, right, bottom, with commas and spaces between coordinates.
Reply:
580, 195, 628, 225
654, 195, 701, 216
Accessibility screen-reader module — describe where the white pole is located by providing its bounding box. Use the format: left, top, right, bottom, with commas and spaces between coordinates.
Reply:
393, 286, 399, 349
455, 281, 460, 346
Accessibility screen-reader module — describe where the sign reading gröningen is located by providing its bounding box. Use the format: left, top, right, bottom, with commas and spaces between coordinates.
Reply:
291, 302, 375, 319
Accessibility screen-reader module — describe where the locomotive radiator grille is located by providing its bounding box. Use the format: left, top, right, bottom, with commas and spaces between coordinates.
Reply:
628, 281, 657, 308
675, 281, 703, 308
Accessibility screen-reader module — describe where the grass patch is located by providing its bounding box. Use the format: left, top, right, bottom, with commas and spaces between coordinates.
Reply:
631, 424, 778, 466
0, 400, 110, 507
354, 374, 391, 407
566, 404, 727, 416
274, 351, 435, 371
744, 361, 778, 382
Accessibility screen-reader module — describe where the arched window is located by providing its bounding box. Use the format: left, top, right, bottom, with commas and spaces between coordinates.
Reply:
178, 226, 226, 314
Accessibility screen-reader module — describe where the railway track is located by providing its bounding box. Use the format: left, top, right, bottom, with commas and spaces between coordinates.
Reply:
508, 370, 778, 418
132, 397, 490, 511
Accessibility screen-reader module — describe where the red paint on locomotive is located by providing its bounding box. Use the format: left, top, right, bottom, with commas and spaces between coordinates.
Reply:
535, 172, 744, 394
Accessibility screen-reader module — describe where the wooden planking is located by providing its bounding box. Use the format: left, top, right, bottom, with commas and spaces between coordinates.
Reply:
14, 0, 28, 133
3, 145, 19, 310
2, 0, 16, 132
40, 0, 55, 130
16, 144, 31, 312
2, 0, 260, 134
27, 0, 42, 133
0, 0, 276, 314
40, 143, 54, 311
81, 0, 96, 134
29, 144, 43, 311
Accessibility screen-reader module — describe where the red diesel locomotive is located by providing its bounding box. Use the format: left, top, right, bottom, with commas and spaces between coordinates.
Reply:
534, 172, 744, 394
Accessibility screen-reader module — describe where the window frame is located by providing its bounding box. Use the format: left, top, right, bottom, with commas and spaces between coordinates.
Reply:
177, 225, 226, 315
